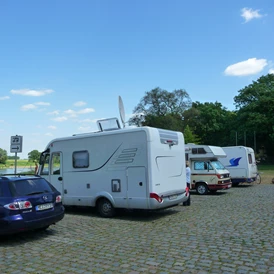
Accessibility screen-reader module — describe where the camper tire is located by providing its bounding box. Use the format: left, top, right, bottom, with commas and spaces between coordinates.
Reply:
196, 183, 208, 195
97, 198, 116, 218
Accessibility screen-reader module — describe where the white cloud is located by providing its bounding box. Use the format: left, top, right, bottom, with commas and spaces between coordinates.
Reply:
64, 109, 76, 115
51, 116, 68, 122
74, 101, 87, 107
78, 108, 95, 114
20, 101, 50, 111
10, 88, 54, 96
35, 102, 50, 106
47, 110, 60, 115
21, 104, 38, 111
269, 69, 274, 74
63, 108, 95, 116
0, 120, 4, 123
0, 96, 10, 100
241, 7, 264, 23
63, 109, 78, 118
224, 58, 267, 76
48, 125, 57, 130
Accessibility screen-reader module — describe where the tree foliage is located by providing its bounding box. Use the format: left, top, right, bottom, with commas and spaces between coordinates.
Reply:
0, 148, 8, 164
8, 155, 20, 160
129, 87, 192, 131
183, 125, 200, 144
28, 150, 40, 163
183, 102, 235, 146
234, 73, 274, 153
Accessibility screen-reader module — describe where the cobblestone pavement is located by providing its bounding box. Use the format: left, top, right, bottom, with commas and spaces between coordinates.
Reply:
1, 184, 274, 274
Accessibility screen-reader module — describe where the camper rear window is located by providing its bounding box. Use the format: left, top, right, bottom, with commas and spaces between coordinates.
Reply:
248, 154, 252, 164
73, 151, 89, 168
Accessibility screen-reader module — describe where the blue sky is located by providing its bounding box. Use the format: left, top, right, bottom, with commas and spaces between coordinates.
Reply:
0, 0, 273, 159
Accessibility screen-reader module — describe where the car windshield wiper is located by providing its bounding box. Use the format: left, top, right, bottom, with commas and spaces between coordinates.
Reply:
26, 191, 45, 195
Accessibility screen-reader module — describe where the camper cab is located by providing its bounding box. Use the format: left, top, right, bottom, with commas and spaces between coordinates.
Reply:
220, 146, 258, 186
38, 118, 189, 217
185, 144, 232, 195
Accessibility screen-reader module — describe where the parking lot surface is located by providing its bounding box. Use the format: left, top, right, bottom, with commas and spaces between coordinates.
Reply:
1, 184, 274, 274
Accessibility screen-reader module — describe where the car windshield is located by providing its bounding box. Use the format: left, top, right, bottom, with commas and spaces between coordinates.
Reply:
210, 160, 226, 170
8, 178, 55, 196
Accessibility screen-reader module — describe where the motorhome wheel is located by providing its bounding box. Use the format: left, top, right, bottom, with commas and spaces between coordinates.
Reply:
98, 198, 116, 218
196, 183, 208, 195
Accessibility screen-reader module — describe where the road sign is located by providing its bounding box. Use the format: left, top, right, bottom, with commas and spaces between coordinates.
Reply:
11, 135, 22, 145
10, 145, 22, 153
10, 135, 23, 153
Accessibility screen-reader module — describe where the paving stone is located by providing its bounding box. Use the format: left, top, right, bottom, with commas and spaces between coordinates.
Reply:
1, 184, 274, 273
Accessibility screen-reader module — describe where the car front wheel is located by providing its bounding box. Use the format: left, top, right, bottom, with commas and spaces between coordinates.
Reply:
196, 183, 208, 195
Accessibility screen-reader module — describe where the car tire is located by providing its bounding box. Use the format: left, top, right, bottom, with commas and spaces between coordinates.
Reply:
196, 183, 208, 195
97, 198, 116, 218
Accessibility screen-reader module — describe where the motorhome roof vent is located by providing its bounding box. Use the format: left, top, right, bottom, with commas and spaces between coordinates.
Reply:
97, 118, 121, 132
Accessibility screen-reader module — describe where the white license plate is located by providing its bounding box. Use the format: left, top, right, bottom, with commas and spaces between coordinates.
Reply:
169, 195, 177, 200
36, 203, 54, 211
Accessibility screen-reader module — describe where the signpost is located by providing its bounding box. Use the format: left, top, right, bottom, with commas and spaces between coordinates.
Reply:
10, 135, 23, 174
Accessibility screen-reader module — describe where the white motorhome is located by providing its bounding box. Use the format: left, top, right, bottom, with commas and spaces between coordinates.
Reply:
220, 146, 258, 186
185, 144, 232, 195
38, 118, 189, 217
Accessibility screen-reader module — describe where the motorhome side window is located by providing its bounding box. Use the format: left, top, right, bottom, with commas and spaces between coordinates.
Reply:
51, 153, 61, 175
194, 161, 213, 170
73, 151, 89, 168
248, 154, 252, 164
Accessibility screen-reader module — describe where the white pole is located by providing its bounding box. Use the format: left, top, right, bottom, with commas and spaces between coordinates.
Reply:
15, 152, 17, 174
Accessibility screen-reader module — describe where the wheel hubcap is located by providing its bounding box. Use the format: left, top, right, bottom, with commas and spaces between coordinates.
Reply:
102, 202, 111, 213
198, 185, 206, 194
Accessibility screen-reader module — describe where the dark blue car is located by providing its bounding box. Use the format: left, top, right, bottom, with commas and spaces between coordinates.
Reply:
0, 174, 65, 235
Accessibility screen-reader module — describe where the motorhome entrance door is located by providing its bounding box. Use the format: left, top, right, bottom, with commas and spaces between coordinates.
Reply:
49, 152, 63, 196
127, 167, 147, 209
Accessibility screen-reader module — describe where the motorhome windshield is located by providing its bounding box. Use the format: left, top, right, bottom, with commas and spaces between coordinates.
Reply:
211, 160, 226, 170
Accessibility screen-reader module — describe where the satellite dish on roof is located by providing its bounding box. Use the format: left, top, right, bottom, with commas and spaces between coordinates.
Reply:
118, 96, 126, 128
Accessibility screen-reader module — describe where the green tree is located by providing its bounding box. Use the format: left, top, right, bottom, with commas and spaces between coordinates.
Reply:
183, 125, 200, 144
8, 155, 20, 160
183, 102, 235, 146
129, 87, 192, 131
28, 150, 41, 163
234, 73, 274, 155
0, 148, 8, 164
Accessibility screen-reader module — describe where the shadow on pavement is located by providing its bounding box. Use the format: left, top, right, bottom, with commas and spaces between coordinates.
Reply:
0, 226, 60, 246
190, 191, 228, 196
64, 205, 180, 222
